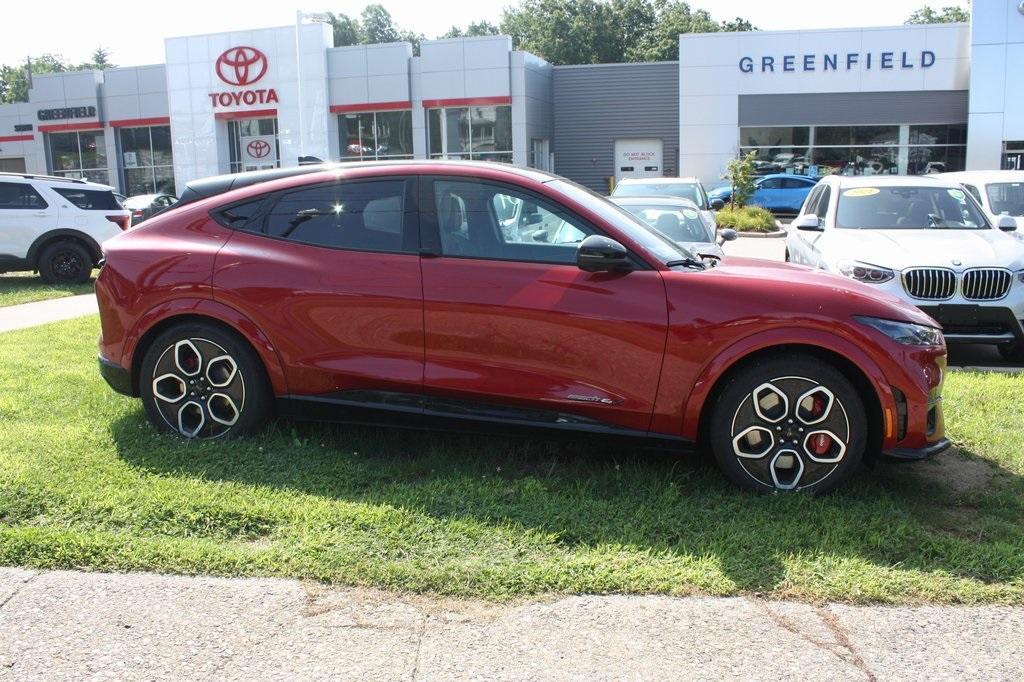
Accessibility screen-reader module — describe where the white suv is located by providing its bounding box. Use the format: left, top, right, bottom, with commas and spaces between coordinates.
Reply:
939, 170, 1024, 238
786, 175, 1024, 361
0, 173, 130, 283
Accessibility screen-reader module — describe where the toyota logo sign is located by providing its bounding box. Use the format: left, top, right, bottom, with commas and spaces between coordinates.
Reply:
246, 139, 272, 159
215, 46, 268, 86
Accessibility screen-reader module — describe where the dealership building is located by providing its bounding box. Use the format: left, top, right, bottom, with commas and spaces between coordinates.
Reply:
0, 0, 1022, 196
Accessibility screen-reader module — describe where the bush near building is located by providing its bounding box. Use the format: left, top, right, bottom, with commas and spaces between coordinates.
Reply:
714, 205, 776, 233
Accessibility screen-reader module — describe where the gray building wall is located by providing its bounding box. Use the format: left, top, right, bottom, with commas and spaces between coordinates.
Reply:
553, 61, 679, 192
513, 51, 553, 168
738, 91, 969, 126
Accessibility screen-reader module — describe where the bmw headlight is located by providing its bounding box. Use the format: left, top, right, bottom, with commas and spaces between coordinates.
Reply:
855, 316, 944, 346
837, 260, 895, 284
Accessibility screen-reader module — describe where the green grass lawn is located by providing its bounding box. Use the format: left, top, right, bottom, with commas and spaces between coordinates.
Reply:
0, 271, 96, 308
1, 315, 1023, 604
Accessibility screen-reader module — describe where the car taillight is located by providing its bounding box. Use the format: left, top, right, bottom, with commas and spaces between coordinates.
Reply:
107, 215, 130, 231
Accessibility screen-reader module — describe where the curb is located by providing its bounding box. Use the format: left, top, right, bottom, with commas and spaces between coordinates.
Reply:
735, 229, 786, 239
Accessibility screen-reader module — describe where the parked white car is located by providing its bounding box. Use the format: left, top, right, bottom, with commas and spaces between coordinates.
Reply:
939, 170, 1024, 240
0, 173, 130, 283
609, 195, 736, 260
786, 175, 1024, 360
611, 176, 723, 228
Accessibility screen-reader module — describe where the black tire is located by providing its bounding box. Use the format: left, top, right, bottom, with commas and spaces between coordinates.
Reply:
38, 240, 92, 284
997, 342, 1024, 364
139, 321, 272, 439
708, 356, 866, 494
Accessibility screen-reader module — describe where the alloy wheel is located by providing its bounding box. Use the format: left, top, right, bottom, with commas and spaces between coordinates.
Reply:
51, 249, 86, 279
729, 376, 850, 491
150, 337, 246, 439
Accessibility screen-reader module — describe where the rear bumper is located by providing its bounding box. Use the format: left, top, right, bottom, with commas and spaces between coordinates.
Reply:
98, 355, 134, 396
881, 437, 951, 461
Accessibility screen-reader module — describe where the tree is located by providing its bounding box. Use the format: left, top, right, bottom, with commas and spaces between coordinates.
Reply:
906, 4, 970, 24
329, 12, 364, 47
360, 4, 401, 44
0, 53, 72, 104
442, 21, 500, 39
723, 151, 758, 208
82, 47, 116, 71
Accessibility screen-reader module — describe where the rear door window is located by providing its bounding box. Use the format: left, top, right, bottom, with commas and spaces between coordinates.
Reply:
815, 186, 831, 220
53, 187, 121, 210
0, 182, 48, 209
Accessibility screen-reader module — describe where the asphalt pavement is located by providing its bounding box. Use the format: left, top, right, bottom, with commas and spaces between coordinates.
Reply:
1, 568, 1022, 681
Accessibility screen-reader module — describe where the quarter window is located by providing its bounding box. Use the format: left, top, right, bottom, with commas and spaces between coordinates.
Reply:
432, 179, 595, 264
263, 180, 412, 253
0, 182, 47, 209
815, 186, 831, 220
53, 187, 121, 210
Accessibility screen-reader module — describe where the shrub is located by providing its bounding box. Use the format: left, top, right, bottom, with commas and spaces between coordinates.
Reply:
714, 205, 776, 233
722, 151, 758, 207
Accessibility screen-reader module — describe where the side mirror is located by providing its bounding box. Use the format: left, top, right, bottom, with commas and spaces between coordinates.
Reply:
792, 214, 822, 232
710, 198, 725, 210
717, 228, 738, 245
577, 235, 632, 272
997, 215, 1018, 232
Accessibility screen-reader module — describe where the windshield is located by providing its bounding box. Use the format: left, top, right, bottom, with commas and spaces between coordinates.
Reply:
836, 185, 989, 230
620, 204, 713, 243
548, 179, 696, 264
985, 182, 1024, 217
614, 181, 704, 207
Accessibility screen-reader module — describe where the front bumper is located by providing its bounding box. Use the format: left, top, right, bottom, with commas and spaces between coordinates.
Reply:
882, 437, 952, 461
98, 355, 134, 396
917, 305, 1023, 345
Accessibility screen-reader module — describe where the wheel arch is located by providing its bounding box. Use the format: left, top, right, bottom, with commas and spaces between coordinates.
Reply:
690, 342, 886, 461
126, 301, 288, 398
27, 229, 103, 267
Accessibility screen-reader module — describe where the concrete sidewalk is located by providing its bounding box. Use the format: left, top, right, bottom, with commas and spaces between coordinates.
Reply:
0, 294, 97, 333
1, 568, 1021, 680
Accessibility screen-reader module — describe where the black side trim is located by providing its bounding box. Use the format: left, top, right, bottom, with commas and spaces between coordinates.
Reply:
881, 438, 951, 461
276, 390, 690, 448
98, 355, 135, 397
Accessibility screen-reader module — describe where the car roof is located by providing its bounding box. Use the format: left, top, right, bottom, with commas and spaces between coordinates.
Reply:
0, 171, 112, 190
609, 195, 700, 209
826, 174, 951, 188
616, 177, 700, 185
938, 170, 1024, 184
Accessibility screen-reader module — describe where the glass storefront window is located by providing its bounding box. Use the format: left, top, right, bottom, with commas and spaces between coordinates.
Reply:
428, 105, 513, 162
47, 130, 110, 186
739, 126, 809, 148
909, 124, 967, 146
815, 125, 899, 146
339, 110, 413, 160
119, 125, 175, 196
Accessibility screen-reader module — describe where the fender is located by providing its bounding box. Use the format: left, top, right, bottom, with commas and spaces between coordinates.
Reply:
679, 327, 896, 444
123, 297, 289, 396
27, 229, 103, 264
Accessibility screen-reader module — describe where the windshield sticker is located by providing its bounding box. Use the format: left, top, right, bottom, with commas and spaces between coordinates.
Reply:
842, 188, 880, 197
682, 208, 699, 219
947, 189, 965, 200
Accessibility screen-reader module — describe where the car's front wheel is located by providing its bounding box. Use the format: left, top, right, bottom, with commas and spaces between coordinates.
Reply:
140, 321, 271, 439
708, 356, 866, 494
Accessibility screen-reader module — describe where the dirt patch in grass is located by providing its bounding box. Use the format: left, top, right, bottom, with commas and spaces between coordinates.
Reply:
914, 450, 995, 492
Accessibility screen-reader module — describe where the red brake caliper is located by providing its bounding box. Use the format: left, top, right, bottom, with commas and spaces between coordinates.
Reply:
810, 433, 832, 456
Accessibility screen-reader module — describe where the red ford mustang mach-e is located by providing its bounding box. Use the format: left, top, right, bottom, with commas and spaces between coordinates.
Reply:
96, 161, 949, 493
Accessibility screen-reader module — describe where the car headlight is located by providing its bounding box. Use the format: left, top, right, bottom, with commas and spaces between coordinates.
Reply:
855, 316, 944, 346
837, 260, 895, 284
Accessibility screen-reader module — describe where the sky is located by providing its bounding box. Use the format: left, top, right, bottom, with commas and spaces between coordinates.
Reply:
1, 0, 971, 67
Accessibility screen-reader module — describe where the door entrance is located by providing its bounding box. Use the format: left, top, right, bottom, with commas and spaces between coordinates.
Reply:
228, 118, 280, 173
0, 158, 27, 173
614, 139, 663, 182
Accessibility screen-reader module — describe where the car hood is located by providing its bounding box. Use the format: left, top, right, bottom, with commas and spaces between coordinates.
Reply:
707, 186, 730, 199
819, 228, 1024, 270
697, 257, 938, 327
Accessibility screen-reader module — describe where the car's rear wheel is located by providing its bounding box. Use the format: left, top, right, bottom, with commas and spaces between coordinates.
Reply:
140, 321, 271, 439
708, 356, 866, 494
38, 240, 92, 284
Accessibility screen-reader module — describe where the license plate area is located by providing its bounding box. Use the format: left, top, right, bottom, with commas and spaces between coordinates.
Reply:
935, 304, 980, 327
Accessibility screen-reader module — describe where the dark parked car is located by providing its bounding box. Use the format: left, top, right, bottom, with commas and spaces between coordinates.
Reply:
96, 161, 949, 494
123, 193, 178, 225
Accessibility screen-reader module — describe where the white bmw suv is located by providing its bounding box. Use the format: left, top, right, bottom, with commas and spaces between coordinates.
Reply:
0, 173, 130, 283
786, 175, 1024, 361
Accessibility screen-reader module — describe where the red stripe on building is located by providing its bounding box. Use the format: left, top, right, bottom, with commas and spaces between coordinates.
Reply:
213, 109, 278, 121
330, 101, 412, 114
420, 96, 512, 109
0, 134, 33, 142
37, 121, 103, 133
109, 116, 171, 128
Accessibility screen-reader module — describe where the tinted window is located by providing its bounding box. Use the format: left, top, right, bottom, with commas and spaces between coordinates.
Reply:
815, 186, 831, 220
264, 180, 411, 252
782, 178, 812, 189
0, 182, 48, 209
54, 187, 120, 210
836, 185, 988, 230
802, 186, 822, 216
213, 198, 268, 230
433, 179, 596, 264
758, 178, 784, 189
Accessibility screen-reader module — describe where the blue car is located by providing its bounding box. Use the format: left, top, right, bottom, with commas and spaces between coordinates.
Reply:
708, 174, 819, 214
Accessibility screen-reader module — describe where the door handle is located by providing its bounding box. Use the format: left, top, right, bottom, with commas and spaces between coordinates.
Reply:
34, 212, 48, 216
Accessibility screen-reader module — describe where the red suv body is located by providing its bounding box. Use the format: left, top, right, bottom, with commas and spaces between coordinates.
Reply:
96, 161, 949, 493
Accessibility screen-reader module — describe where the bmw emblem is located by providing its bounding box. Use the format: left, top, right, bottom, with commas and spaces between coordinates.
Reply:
952, 259, 962, 266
